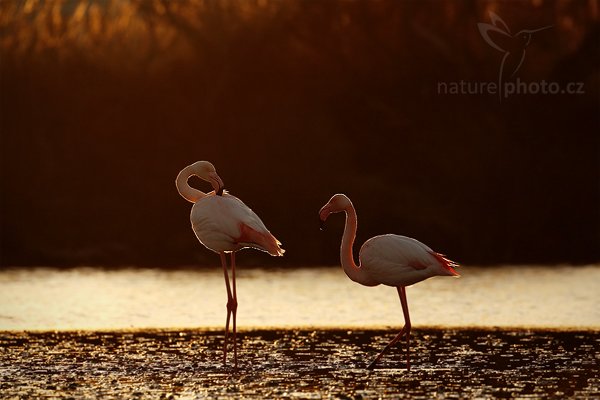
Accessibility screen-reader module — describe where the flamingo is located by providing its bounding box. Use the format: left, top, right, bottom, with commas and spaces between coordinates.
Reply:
318, 194, 459, 370
176, 161, 284, 368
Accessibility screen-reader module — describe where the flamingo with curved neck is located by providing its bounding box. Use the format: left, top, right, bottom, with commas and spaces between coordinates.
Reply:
175, 160, 224, 202
319, 193, 459, 370
176, 161, 284, 369
330, 199, 379, 287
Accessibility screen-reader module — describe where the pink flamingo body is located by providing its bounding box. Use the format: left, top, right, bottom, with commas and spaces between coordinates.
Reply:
319, 194, 459, 369
190, 194, 283, 256
176, 161, 284, 368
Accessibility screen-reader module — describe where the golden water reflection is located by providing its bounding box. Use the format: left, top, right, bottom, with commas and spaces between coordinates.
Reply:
0, 265, 598, 331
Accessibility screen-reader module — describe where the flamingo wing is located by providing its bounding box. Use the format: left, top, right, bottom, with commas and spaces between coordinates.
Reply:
191, 193, 284, 255
359, 234, 444, 287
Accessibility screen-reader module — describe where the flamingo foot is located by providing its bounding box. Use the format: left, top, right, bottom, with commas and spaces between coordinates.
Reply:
366, 323, 410, 370
366, 358, 378, 370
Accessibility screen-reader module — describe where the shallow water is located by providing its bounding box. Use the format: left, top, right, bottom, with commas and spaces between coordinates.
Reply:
1, 329, 598, 399
1, 265, 599, 330
1, 266, 599, 398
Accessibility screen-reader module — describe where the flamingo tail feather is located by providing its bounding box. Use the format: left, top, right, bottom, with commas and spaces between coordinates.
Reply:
238, 223, 285, 256
430, 251, 460, 277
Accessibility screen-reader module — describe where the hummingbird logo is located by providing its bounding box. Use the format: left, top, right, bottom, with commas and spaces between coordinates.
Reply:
478, 12, 552, 99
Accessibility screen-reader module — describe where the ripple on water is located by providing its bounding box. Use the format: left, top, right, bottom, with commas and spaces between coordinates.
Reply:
0, 328, 598, 398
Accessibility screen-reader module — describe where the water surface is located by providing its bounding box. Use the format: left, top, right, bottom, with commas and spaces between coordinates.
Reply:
1, 329, 598, 399
1, 265, 598, 330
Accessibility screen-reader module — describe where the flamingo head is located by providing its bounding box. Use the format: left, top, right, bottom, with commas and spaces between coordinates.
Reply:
319, 194, 352, 230
192, 161, 225, 195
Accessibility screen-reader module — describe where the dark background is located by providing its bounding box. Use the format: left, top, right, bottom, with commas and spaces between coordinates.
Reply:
1, 0, 598, 267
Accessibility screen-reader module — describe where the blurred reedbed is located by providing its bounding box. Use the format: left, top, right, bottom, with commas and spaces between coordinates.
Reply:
1, 0, 598, 267
1, 0, 597, 72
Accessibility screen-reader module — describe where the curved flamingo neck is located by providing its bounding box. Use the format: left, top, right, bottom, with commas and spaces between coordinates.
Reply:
340, 203, 378, 287
175, 164, 207, 203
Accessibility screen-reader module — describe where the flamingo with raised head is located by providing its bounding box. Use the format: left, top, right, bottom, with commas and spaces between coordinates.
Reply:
176, 161, 284, 368
319, 194, 459, 370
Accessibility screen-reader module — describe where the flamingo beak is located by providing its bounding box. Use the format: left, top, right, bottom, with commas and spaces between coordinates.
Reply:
319, 206, 330, 231
208, 172, 225, 196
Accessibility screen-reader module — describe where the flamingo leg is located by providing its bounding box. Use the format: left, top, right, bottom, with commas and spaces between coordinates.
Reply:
367, 286, 412, 370
231, 251, 238, 369
220, 252, 234, 366
399, 286, 412, 370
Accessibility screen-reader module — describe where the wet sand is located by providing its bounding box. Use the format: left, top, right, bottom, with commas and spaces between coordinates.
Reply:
1, 328, 598, 399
